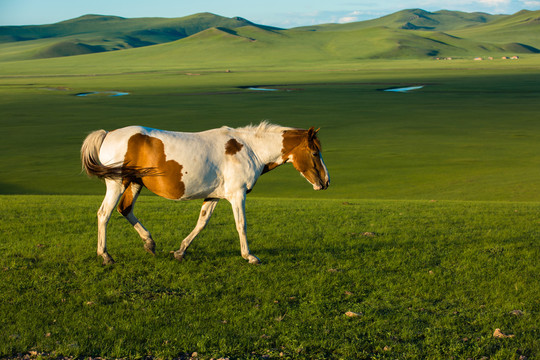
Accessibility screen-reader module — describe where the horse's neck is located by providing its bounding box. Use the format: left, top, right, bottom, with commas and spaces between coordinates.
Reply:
236, 129, 287, 166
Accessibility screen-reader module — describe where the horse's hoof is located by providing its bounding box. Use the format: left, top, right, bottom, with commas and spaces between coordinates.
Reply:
247, 255, 261, 264
101, 253, 115, 265
172, 250, 184, 262
144, 239, 156, 255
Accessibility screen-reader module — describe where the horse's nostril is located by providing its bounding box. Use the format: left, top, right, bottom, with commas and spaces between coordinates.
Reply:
318, 181, 328, 190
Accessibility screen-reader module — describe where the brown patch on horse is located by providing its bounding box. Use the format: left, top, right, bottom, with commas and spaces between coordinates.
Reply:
117, 179, 135, 216
124, 134, 185, 200
225, 138, 244, 155
117, 179, 143, 216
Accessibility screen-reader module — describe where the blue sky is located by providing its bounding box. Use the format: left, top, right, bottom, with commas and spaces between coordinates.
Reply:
1, 0, 539, 27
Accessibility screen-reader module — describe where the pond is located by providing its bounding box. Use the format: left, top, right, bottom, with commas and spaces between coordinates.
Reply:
241, 84, 426, 94
75, 91, 130, 97
383, 86, 424, 93
247, 87, 279, 91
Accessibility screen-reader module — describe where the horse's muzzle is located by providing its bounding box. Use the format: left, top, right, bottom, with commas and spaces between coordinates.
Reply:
314, 179, 330, 190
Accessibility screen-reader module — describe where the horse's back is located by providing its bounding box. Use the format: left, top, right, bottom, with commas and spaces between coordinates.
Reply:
100, 126, 188, 162
99, 126, 228, 200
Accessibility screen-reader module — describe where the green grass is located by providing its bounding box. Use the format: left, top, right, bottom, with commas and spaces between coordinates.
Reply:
2, 24, 540, 358
1, 195, 539, 359
2, 58, 540, 200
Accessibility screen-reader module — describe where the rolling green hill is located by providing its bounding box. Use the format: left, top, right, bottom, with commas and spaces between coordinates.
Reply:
295, 8, 506, 32
0, 12, 278, 60
294, 8, 540, 57
0, 25, 532, 74
450, 9, 540, 48
0, 9, 538, 66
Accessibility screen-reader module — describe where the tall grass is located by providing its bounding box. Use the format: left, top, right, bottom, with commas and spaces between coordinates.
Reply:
1, 195, 539, 359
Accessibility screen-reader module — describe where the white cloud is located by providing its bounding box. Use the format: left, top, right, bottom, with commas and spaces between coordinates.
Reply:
338, 16, 359, 23
418, 0, 516, 13
476, 0, 510, 6
337, 9, 381, 23
416, 0, 512, 12
260, 9, 383, 28
523, 0, 540, 6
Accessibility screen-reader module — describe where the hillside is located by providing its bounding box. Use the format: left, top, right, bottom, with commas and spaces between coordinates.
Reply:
0, 9, 538, 64
295, 8, 540, 54
0, 12, 278, 60
450, 9, 540, 48
295, 8, 506, 32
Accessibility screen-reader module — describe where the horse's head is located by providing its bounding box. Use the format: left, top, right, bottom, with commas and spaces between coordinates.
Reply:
282, 127, 330, 190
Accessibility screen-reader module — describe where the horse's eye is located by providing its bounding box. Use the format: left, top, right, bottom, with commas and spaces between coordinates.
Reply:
312, 152, 318, 157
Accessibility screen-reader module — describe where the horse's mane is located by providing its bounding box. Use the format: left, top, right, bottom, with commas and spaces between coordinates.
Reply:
235, 121, 321, 150
237, 121, 293, 137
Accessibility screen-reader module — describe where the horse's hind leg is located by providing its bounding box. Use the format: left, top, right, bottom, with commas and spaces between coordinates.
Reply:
173, 199, 219, 261
97, 179, 125, 265
117, 181, 155, 255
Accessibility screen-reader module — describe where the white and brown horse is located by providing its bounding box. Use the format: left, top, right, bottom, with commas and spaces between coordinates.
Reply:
81, 122, 329, 265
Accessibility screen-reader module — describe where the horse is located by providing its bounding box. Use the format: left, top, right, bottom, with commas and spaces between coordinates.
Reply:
81, 122, 330, 265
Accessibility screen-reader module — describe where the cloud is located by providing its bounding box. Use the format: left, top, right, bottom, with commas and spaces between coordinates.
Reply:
476, 0, 510, 5
261, 9, 382, 28
522, 0, 540, 6
338, 16, 359, 23
337, 9, 382, 23
416, 0, 512, 11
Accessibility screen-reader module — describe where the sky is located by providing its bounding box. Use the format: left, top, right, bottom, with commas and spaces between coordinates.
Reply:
1, 0, 539, 28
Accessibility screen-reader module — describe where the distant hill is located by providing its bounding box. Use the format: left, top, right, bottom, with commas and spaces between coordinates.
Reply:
450, 9, 540, 48
295, 8, 506, 32
0, 9, 538, 63
0, 12, 279, 60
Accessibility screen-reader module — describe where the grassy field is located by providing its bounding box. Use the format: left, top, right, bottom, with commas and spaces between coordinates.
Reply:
1, 37, 540, 358
2, 57, 540, 200
1, 195, 539, 359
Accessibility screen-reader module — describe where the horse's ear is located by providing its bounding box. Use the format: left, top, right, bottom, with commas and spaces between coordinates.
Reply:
308, 127, 318, 139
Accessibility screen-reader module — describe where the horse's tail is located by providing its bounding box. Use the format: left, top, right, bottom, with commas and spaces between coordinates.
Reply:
81, 130, 158, 180
81, 130, 120, 179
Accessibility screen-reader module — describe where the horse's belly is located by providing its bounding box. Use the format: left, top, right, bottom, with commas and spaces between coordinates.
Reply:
143, 165, 222, 200
181, 169, 224, 200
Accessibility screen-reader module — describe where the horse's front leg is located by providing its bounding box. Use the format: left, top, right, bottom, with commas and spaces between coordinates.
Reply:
173, 199, 219, 261
229, 192, 260, 264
